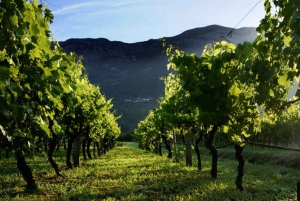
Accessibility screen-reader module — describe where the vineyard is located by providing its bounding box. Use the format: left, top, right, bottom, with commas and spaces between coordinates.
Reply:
0, 0, 120, 192
133, 0, 300, 199
1, 0, 300, 200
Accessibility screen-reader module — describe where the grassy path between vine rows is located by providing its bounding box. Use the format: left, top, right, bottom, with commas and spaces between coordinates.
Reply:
0, 142, 299, 200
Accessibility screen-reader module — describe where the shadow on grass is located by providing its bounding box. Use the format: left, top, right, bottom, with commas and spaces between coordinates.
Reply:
54, 168, 297, 201
0, 146, 298, 200
55, 157, 297, 200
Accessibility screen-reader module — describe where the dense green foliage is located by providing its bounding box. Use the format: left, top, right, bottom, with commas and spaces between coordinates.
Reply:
0, 0, 120, 190
134, 0, 300, 156
133, 0, 300, 192
250, 109, 300, 146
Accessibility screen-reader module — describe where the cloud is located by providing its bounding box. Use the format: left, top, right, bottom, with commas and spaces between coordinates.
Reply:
53, 2, 106, 15
52, 0, 169, 15
112, 0, 168, 7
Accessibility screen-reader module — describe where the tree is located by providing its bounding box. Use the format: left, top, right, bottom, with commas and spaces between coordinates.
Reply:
0, 0, 67, 191
163, 0, 300, 191
0, 0, 121, 190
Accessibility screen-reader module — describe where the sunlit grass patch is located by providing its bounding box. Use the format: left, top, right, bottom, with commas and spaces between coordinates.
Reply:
0, 144, 299, 200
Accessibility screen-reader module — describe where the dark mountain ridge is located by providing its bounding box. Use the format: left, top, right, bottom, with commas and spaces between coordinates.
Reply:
59, 25, 258, 132
60, 25, 256, 58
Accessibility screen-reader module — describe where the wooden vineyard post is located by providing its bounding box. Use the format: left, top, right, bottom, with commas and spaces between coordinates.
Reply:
173, 130, 179, 163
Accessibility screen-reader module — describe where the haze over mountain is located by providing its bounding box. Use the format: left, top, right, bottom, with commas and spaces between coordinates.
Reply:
59, 25, 258, 133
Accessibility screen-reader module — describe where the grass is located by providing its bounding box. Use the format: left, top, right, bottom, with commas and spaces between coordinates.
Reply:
0, 142, 299, 200
210, 144, 300, 169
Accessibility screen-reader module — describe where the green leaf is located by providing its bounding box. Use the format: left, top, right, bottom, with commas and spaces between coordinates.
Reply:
241, 131, 250, 138
51, 54, 61, 61
231, 134, 245, 147
226, 43, 236, 50
43, 67, 52, 78
295, 89, 300, 97
229, 84, 242, 96
223, 125, 229, 133
52, 97, 64, 111
60, 82, 72, 93
283, 36, 292, 46
36, 116, 50, 137
269, 89, 275, 97
24, 9, 35, 22
0, 66, 9, 80
9, 66, 19, 77
0, 81, 5, 95
8, 82, 22, 95
2, 108, 11, 120
287, 104, 297, 113
22, 104, 33, 115
11, 104, 19, 119
9, 15, 18, 26
278, 73, 290, 87
30, 22, 39, 35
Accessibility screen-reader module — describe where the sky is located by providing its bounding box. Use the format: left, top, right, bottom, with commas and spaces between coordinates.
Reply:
45, 0, 265, 43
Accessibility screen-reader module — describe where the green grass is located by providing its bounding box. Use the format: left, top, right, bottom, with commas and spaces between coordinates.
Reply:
0, 142, 299, 200
211, 144, 300, 169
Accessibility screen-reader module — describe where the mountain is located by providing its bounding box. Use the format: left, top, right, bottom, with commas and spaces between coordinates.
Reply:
59, 25, 258, 133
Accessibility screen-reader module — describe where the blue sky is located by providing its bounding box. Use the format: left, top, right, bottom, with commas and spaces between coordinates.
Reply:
46, 0, 265, 43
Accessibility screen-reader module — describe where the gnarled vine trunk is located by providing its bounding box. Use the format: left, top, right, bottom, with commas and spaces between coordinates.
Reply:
235, 144, 244, 191
73, 134, 81, 167
102, 137, 107, 155
205, 124, 219, 179
162, 135, 172, 158
87, 138, 92, 159
95, 141, 101, 156
194, 134, 203, 171
172, 130, 178, 163
47, 118, 63, 177
82, 138, 87, 160
66, 137, 73, 169
184, 130, 192, 167
158, 142, 162, 156
16, 152, 37, 192
48, 134, 63, 177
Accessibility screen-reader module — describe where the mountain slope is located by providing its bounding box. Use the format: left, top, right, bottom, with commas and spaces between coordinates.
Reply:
59, 25, 258, 132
